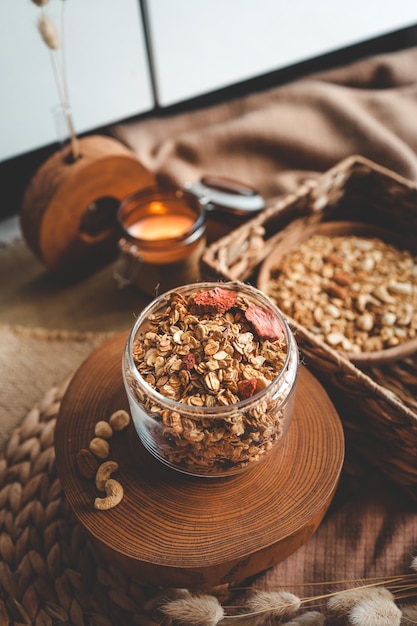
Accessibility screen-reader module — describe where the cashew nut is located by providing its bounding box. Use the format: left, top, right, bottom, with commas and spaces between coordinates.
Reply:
109, 409, 130, 432
76, 448, 99, 479
95, 460, 119, 491
94, 479, 124, 510
89, 437, 110, 459
94, 420, 113, 439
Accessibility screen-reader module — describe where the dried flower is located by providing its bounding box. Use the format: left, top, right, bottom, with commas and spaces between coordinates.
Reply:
282, 612, 325, 625
38, 14, 60, 49
160, 593, 224, 626
32, 0, 79, 160
410, 555, 417, 572
326, 587, 394, 618
148, 563, 417, 625
348, 596, 401, 626
245, 591, 301, 623
400, 603, 417, 625
143, 588, 191, 615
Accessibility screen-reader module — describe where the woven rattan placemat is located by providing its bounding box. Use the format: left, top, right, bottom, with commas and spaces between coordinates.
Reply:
0, 377, 168, 626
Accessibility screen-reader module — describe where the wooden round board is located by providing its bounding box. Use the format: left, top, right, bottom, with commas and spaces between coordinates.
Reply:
55, 332, 345, 589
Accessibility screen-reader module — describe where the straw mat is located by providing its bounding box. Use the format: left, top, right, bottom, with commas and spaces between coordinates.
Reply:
0, 376, 166, 626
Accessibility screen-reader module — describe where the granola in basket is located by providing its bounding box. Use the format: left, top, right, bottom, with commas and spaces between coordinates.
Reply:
266, 234, 417, 355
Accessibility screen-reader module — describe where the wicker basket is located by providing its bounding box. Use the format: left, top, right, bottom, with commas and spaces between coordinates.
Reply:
202, 155, 417, 499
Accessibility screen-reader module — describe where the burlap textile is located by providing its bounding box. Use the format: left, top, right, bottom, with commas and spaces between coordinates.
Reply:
1, 45, 417, 623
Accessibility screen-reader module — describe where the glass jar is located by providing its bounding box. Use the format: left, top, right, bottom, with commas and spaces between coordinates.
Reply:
122, 281, 299, 478
116, 186, 206, 295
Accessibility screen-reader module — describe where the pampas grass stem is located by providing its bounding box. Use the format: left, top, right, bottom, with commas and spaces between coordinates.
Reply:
400, 603, 417, 625
283, 612, 325, 625
160, 594, 224, 626
348, 596, 402, 626
38, 13, 59, 49
35, 2, 79, 160
153, 555, 417, 624
220, 573, 417, 623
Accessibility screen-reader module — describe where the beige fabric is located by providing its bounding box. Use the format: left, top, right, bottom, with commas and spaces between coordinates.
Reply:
0, 240, 147, 451
114, 46, 417, 202
0, 239, 149, 332
0, 325, 107, 451
258, 458, 417, 599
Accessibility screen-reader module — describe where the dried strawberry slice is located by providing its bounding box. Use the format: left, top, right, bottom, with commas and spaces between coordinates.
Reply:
238, 378, 257, 399
182, 353, 196, 370
192, 287, 237, 314
245, 304, 283, 340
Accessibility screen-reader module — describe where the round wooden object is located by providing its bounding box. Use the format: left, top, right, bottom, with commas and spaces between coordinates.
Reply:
55, 333, 344, 589
258, 220, 417, 366
20, 135, 155, 279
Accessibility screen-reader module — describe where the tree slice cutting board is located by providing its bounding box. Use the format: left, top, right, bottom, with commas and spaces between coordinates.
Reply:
55, 332, 345, 589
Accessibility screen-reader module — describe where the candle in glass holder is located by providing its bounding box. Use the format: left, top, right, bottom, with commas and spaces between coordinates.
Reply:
127, 201, 195, 242
116, 187, 206, 294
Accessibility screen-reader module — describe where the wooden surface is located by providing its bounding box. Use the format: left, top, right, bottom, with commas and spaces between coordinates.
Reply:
55, 332, 345, 589
20, 135, 155, 279
258, 220, 417, 366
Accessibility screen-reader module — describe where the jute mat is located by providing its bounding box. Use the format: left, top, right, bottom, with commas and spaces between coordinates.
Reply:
0, 325, 108, 454
0, 237, 148, 452
0, 239, 149, 334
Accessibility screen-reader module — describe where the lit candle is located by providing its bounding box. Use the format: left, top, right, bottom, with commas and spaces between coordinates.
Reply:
116, 188, 206, 295
127, 202, 194, 240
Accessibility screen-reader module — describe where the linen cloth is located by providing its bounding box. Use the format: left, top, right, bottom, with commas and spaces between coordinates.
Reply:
115, 46, 417, 203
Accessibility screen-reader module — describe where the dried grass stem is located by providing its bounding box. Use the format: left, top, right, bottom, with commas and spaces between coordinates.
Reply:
36, 3, 79, 160
221, 574, 417, 620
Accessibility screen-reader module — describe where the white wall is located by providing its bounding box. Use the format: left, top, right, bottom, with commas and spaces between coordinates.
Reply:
1, 0, 153, 162
1, 1, 417, 163
143, 0, 417, 106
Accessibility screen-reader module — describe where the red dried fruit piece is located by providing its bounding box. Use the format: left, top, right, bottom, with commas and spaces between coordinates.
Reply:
192, 287, 237, 314
182, 353, 196, 370
238, 378, 257, 399
192, 287, 237, 313
245, 304, 283, 340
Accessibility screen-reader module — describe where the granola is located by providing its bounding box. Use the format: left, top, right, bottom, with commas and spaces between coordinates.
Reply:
266, 233, 417, 356
125, 284, 297, 475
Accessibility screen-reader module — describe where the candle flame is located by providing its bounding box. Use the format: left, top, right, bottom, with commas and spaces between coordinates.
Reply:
149, 201, 167, 215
